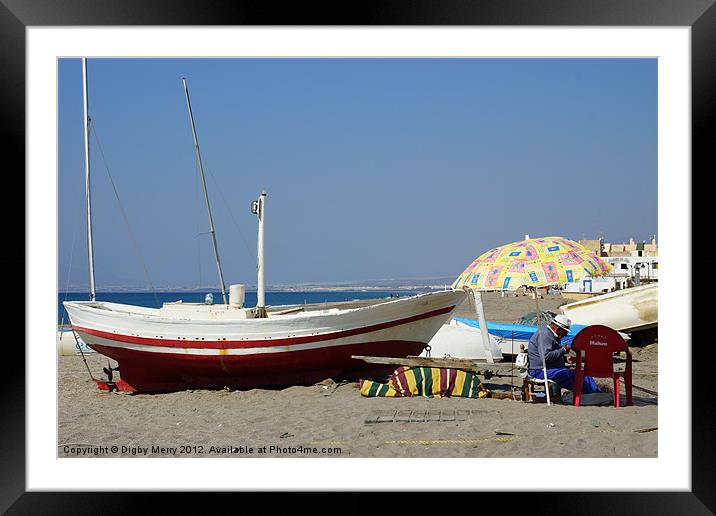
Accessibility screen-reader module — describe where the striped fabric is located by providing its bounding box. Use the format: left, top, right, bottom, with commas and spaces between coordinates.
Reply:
360, 367, 488, 398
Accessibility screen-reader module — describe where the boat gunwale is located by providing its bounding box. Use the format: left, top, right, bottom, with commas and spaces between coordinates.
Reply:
559, 283, 657, 310
63, 290, 465, 325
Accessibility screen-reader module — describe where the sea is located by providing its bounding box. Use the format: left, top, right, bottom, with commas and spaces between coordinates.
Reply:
57, 289, 424, 325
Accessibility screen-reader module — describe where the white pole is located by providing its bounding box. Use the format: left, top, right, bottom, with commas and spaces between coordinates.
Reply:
539, 335, 551, 406
82, 58, 96, 302
471, 290, 494, 363
256, 191, 267, 317
536, 278, 551, 405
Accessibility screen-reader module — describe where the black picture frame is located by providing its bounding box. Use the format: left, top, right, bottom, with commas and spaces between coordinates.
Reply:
6, 1, 706, 513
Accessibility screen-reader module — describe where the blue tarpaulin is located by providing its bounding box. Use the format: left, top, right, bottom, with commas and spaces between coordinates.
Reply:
453, 317, 589, 346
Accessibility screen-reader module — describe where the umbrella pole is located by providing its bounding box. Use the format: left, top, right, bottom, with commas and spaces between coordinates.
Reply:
540, 339, 552, 406
470, 290, 495, 364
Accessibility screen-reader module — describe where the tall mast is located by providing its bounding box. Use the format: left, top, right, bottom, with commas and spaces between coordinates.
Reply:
182, 77, 227, 304
82, 58, 97, 301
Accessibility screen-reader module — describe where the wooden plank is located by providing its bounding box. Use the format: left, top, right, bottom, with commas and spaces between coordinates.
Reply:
351, 355, 485, 372
406, 356, 517, 369
489, 391, 523, 401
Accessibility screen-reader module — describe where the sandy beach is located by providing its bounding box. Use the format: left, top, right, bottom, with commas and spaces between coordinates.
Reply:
58, 291, 657, 458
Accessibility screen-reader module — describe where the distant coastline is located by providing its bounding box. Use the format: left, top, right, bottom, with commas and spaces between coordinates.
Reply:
57, 276, 456, 294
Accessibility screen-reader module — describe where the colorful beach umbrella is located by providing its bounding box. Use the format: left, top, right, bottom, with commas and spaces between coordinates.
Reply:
452, 236, 612, 291
452, 236, 613, 406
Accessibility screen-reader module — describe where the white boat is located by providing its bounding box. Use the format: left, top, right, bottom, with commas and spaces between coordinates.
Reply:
64, 290, 464, 392
57, 329, 95, 356
559, 283, 657, 332
422, 319, 503, 360
62, 60, 465, 392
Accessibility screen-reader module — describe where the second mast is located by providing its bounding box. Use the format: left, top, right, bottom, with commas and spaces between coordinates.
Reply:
182, 77, 227, 305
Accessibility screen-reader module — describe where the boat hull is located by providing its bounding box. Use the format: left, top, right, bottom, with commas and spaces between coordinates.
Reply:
422, 321, 503, 360
88, 339, 424, 391
64, 290, 466, 392
559, 284, 658, 332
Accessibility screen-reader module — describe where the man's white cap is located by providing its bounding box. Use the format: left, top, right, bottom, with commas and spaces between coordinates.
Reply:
553, 314, 572, 331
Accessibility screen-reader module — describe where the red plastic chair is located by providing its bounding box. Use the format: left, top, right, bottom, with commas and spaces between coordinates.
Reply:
572, 325, 633, 407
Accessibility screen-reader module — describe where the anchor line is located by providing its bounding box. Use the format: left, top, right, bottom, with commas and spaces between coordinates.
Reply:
71, 329, 96, 382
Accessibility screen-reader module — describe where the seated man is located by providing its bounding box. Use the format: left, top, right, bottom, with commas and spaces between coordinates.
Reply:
527, 314, 600, 394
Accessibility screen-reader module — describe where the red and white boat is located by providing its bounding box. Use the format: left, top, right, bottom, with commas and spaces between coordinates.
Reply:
63, 60, 465, 392
64, 290, 465, 392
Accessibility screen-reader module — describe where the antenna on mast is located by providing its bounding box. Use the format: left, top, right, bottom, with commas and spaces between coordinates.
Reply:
182, 77, 228, 305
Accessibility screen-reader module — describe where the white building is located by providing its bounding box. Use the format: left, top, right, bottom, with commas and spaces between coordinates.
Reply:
562, 255, 658, 293
604, 256, 658, 286
563, 276, 617, 294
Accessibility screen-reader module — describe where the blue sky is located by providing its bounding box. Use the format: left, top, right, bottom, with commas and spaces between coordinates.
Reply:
58, 58, 657, 289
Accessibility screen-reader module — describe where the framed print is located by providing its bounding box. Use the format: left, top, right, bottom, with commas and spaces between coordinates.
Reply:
6, 0, 709, 512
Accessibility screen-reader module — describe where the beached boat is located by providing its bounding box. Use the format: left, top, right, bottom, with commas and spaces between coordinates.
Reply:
62, 60, 465, 392
64, 290, 464, 391
423, 319, 503, 360
558, 283, 657, 332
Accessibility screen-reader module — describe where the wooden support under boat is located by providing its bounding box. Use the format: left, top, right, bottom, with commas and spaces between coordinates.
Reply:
489, 391, 524, 400
352, 354, 490, 372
